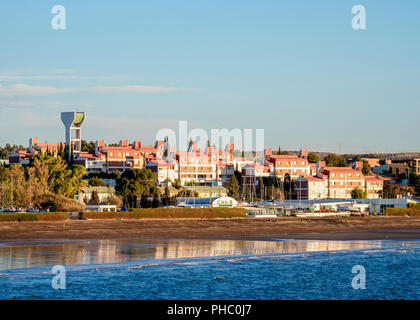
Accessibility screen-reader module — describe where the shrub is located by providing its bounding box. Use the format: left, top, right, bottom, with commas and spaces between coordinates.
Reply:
37, 212, 67, 221
407, 202, 420, 209
131, 208, 246, 219
83, 208, 247, 219
34, 193, 85, 212
83, 212, 133, 219
0, 213, 38, 221
385, 208, 420, 217
0, 212, 67, 221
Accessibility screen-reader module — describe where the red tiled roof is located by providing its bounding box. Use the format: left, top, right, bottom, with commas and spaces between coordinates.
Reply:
302, 175, 325, 182
270, 155, 303, 161
78, 152, 103, 161
364, 176, 383, 182
148, 160, 175, 167
140, 146, 157, 152
323, 167, 361, 173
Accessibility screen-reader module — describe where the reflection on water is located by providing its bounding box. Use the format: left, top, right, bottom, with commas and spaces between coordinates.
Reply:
0, 238, 416, 270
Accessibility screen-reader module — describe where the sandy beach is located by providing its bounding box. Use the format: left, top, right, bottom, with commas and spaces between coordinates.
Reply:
0, 216, 419, 240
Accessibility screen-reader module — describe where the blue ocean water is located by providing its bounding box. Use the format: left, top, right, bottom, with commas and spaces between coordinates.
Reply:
0, 238, 419, 300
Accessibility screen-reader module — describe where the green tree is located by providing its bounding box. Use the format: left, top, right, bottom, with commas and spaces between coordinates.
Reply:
307, 153, 320, 163
115, 168, 158, 208
91, 190, 100, 205
173, 178, 181, 189
8, 164, 28, 207
162, 186, 171, 206
152, 193, 161, 208
324, 154, 347, 167
409, 172, 419, 186
277, 146, 288, 155
140, 193, 151, 208
0, 154, 86, 209
383, 184, 397, 198
351, 188, 367, 199
170, 195, 178, 206
81, 140, 96, 154
225, 175, 240, 199
415, 183, 420, 197
362, 161, 371, 175
90, 176, 106, 186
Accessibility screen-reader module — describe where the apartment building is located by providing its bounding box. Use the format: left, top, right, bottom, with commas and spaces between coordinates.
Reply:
232, 156, 257, 173
146, 159, 178, 185
322, 167, 364, 199
8, 150, 34, 165
361, 157, 380, 168
294, 175, 329, 200
216, 163, 235, 185
97, 140, 145, 173
176, 151, 217, 185
73, 152, 105, 173
410, 158, 420, 175
28, 137, 63, 157
241, 162, 272, 186
295, 161, 388, 200
206, 144, 235, 164
9, 137, 64, 165
364, 176, 384, 199
268, 150, 310, 180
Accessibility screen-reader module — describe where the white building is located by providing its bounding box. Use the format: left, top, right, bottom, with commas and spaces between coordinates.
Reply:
146, 160, 178, 185
294, 175, 329, 200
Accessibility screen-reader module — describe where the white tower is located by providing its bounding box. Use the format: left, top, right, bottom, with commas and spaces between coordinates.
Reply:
61, 112, 86, 160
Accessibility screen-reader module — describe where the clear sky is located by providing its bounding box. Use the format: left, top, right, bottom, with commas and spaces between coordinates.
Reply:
0, 0, 419, 153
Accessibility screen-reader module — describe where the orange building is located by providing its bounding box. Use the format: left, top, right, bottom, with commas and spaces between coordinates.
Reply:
320, 167, 364, 199
97, 140, 145, 173
268, 152, 310, 179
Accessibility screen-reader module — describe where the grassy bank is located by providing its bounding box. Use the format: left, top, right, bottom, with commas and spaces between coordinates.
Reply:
0, 212, 67, 221
385, 208, 420, 217
83, 208, 247, 220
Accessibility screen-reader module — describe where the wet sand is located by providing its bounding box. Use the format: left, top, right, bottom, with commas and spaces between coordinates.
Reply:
0, 216, 419, 240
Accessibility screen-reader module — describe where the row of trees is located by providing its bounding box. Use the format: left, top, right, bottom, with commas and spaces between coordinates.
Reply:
115, 168, 162, 208
0, 153, 86, 209
0, 144, 26, 159
224, 172, 290, 201
0, 140, 96, 161
409, 172, 420, 197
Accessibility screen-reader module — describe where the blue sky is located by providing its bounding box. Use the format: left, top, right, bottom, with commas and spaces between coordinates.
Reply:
0, 0, 419, 153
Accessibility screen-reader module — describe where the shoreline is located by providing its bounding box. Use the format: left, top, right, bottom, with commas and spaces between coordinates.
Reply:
0, 217, 420, 241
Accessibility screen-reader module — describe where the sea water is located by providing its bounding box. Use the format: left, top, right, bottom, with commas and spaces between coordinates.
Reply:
0, 238, 418, 300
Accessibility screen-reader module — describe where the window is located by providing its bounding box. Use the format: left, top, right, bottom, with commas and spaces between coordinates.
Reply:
340, 173, 344, 177
332, 173, 335, 177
